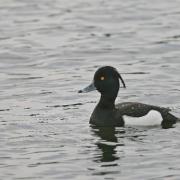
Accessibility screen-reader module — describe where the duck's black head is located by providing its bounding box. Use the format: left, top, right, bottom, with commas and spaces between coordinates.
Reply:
93, 66, 125, 98
79, 66, 126, 100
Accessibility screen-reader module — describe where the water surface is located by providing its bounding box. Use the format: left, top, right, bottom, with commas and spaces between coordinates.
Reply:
0, 0, 180, 179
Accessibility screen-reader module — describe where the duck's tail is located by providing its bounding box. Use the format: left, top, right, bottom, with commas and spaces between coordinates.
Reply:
161, 111, 180, 128
151, 105, 180, 128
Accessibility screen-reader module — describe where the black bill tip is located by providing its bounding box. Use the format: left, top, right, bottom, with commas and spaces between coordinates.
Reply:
78, 90, 83, 93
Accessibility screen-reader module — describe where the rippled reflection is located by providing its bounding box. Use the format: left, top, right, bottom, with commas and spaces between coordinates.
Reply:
91, 127, 124, 163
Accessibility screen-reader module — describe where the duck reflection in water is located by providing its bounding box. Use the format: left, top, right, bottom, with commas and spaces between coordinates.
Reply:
91, 126, 125, 163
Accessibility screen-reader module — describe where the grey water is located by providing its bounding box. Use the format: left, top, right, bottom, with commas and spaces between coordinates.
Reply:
0, 0, 180, 179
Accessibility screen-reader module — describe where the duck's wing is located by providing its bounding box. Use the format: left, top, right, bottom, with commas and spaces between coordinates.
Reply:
116, 102, 171, 117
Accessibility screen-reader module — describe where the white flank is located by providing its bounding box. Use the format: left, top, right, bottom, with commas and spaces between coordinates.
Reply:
123, 110, 163, 126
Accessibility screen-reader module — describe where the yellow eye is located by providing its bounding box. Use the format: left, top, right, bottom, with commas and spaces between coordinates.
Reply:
100, 76, 105, 80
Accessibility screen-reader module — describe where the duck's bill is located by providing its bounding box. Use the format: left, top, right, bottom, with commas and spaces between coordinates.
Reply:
78, 82, 96, 93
